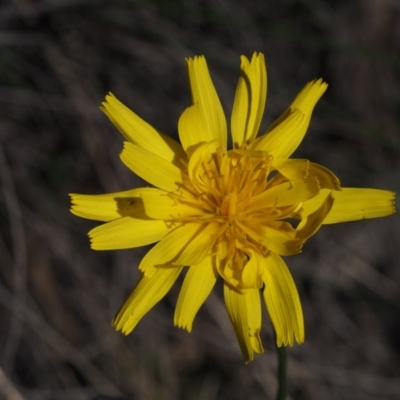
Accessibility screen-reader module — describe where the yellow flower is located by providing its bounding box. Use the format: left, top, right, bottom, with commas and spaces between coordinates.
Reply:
70, 53, 395, 362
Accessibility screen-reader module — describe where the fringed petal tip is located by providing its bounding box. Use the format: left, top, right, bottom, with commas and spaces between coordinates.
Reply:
385, 191, 396, 216
174, 319, 189, 331
111, 319, 131, 336
294, 78, 328, 111
389, 190, 396, 208
185, 55, 205, 65
69, 193, 80, 215
111, 309, 139, 335
385, 191, 397, 216
69, 193, 82, 209
173, 319, 192, 333
275, 329, 305, 348
100, 91, 116, 108
111, 301, 138, 336
88, 229, 109, 251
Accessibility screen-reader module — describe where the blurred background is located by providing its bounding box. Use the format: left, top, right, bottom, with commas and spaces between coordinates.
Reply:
0, 0, 400, 399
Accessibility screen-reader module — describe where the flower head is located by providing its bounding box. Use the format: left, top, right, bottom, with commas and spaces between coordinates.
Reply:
70, 53, 395, 362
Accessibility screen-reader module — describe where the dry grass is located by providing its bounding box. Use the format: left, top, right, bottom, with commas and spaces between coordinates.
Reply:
0, 0, 399, 399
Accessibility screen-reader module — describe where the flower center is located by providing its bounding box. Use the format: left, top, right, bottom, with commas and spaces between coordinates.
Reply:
185, 146, 273, 224
172, 144, 282, 290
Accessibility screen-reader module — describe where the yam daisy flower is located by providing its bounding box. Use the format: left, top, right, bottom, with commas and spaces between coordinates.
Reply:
70, 53, 395, 362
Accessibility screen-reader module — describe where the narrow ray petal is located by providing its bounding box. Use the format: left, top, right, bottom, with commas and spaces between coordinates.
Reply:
69, 188, 156, 222
250, 109, 304, 154
174, 257, 218, 332
174, 222, 222, 266
296, 193, 334, 239
297, 189, 331, 219
308, 162, 341, 190
237, 219, 302, 256
139, 187, 204, 220
323, 188, 396, 224
224, 284, 264, 363
215, 238, 243, 289
272, 158, 309, 180
231, 53, 267, 147
101, 93, 186, 167
262, 252, 304, 347
241, 250, 263, 288
120, 141, 183, 193
251, 79, 328, 158
261, 223, 304, 256
247, 177, 320, 211
182, 56, 227, 152
89, 217, 171, 250
178, 104, 207, 155
187, 141, 213, 183
112, 267, 182, 334
138, 223, 213, 277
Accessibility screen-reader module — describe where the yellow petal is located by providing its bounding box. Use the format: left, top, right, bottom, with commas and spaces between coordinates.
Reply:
89, 217, 171, 250
214, 238, 242, 289
101, 93, 186, 167
112, 267, 182, 334
296, 193, 334, 239
251, 79, 328, 158
178, 104, 206, 155
70, 187, 201, 222
323, 188, 396, 224
69, 188, 150, 222
241, 250, 263, 289
174, 257, 218, 332
174, 222, 222, 266
237, 218, 302, 256
261, 222, 304, 255
187, 142, 226, 199
224, 284, 264, 363
308, 162, 341, 190
231, 53, 267, 147
138, 223, 217, 276
247, 177, 320, 211
262, 252, 304, 346
297, 189, 331, 219
181, 56, 227, 153
272, 158, 309, 180
272, 158, 340, 190
120, 141, 183, 193
139, 188, 204, 220
187, 141, 213, 184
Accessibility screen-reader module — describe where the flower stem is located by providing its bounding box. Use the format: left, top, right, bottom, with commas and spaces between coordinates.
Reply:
275, 343, 287, 400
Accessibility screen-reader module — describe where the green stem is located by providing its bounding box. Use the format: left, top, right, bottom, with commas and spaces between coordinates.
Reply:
275, 344, 287, 400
